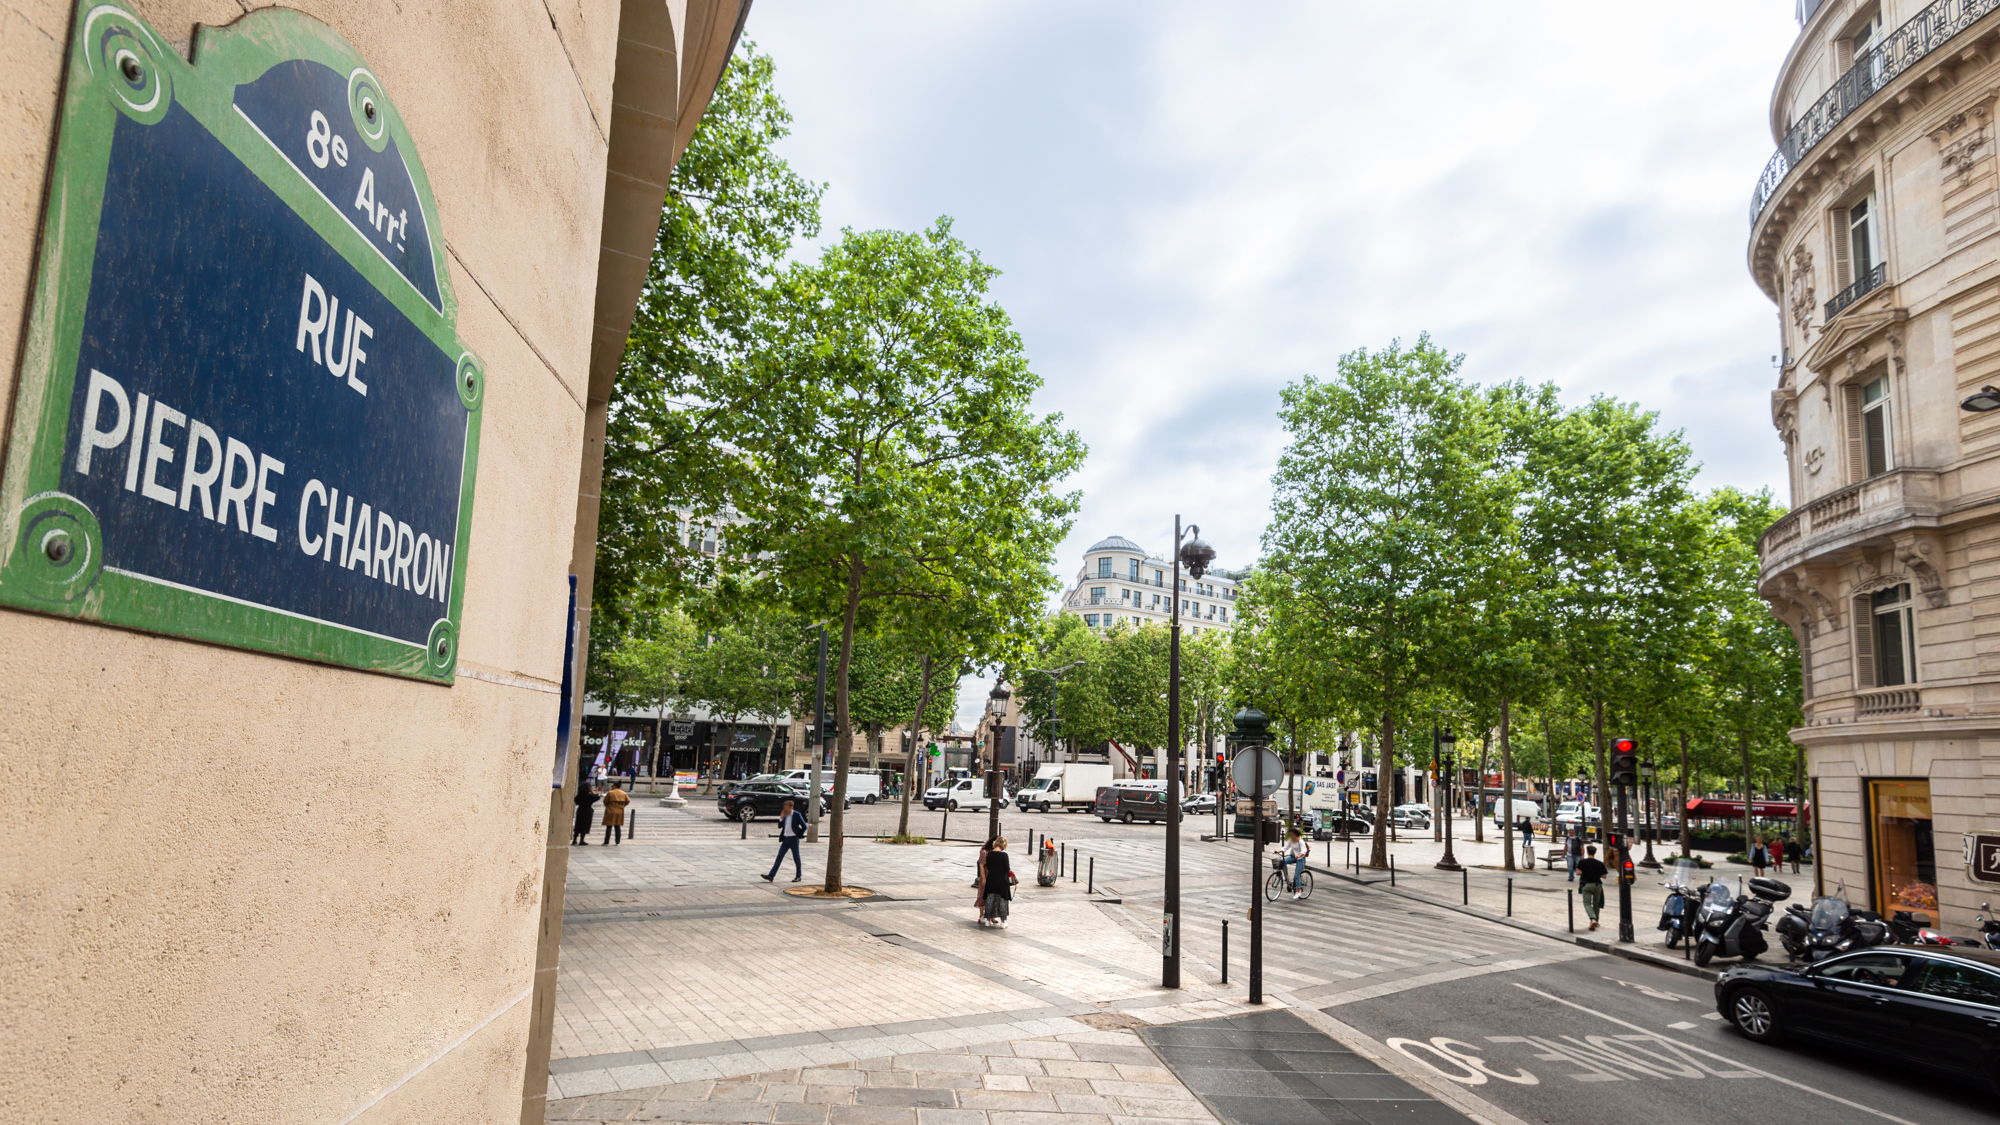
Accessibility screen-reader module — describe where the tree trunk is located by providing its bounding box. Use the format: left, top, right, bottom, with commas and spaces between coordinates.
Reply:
1500, 698, 1516, 872
1740, 729, 1754, 861
1474, 725, 1489, 844
1541, 711, 1554, 815
1678, 731, 1692, 857
1368, 710, 1393, 868
897, 655, 937, 839
822, 562, 866, 893
868, 723, 882, 772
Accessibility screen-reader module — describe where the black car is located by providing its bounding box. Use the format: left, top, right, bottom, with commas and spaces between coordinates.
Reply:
717, 781, 828, 822
1094, 786, 1171, 824
1715, 945, 2000, 1093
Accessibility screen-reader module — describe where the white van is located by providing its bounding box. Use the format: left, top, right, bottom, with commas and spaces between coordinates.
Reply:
930, 777, 1008, 812
1553, 801, 1601, 827
1491, 798, 1544, 831
775, 767, 879, 803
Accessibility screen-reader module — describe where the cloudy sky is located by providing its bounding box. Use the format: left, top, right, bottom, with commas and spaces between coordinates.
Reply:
744, 2, 1805, 726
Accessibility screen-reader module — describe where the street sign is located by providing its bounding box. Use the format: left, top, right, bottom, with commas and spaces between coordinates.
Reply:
1971, 833, 2000, 884
0, 6, 479, 682
1230, 745, 1280, 798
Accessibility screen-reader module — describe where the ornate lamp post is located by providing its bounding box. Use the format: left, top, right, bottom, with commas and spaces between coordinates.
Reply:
987, 683, 1010, 842
1639, 758, 1660, 869
1164, 517, 1215, 990
1435, 729, 1461, 871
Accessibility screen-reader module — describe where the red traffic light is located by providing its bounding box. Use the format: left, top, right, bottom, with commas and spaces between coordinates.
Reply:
1613, 738, 1636, 753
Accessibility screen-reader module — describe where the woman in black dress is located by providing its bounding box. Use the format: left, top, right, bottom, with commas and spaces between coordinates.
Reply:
572, 782, 602, 845
979, 836, 1014, 928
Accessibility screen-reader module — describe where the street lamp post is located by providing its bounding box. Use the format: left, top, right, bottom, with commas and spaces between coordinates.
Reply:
1164, 516, 1215, 991
1639, 759, 1660, 869
987, 684, 1010, 843
1435, 729, 1461, 871
1026, 660, 1086, 770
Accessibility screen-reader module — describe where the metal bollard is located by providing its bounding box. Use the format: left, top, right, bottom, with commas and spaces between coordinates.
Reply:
1088, 857, 1095, 894
1389, 855, 1396, 888
1072, 851, 1079, 883
1060, 843, 1066, 876
1568, 889, 1575, 933
629, 810, 637, 841
1222, 920, 1229, 984
1507, 878, 1514, 917
1462, 867, 1469, 905
941, 809, 950, 840
740, 816, 748, 840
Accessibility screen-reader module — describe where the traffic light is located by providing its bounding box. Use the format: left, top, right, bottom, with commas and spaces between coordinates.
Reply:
1610, 737, 1638, 786
1619, 853, 1636, 885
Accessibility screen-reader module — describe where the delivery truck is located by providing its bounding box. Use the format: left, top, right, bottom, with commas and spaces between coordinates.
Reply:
1017, 763, 1115, 812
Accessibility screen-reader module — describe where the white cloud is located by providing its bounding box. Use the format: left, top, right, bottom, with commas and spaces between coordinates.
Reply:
746, 2, 1805, 726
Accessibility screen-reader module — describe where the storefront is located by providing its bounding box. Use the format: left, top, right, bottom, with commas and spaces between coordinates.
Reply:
1866, 778, 1937, 914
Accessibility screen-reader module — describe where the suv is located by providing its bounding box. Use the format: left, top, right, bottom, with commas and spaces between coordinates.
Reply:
1094, 786, 1171, 824
717, 781, 829, 822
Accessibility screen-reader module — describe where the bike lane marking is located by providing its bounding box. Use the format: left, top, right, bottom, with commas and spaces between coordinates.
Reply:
1509, 983, 1921, 1125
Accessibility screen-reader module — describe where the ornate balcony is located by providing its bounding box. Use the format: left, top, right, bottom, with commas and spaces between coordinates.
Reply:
1825, 261, 1887, 320
1759, 468, 1943, 578
1750, 0, 2000, 225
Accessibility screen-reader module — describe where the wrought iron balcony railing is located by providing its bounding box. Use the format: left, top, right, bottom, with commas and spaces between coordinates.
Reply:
1825, 261, 1887, 320
1750, 0, 2000, 225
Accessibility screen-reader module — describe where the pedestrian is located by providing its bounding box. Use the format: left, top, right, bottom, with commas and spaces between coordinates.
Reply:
760, 799, 806, 883
973, 836, 994, 891
1789, 836, 1804, 874
571, 782, 602, 846
1565, 829, 1584, 882
601, 781, 631, 846
1280, 827, 1311, 900
1768, 836, 1785, 873
1519, 816, 1536, 865
1751, 838, 1769, 877
1576, 844, 1608, 931
978, 834, 1015, 928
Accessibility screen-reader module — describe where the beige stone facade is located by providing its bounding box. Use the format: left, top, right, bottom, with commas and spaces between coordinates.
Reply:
0, 1, 742, 1122
1754, 0, 2000, 931
1059, 534, 1243, 637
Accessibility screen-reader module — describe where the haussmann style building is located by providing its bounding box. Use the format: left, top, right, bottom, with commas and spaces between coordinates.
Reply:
1753, 0, 2000, 930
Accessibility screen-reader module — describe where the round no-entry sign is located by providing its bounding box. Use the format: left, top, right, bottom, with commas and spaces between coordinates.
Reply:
1230, 746, 1281, 798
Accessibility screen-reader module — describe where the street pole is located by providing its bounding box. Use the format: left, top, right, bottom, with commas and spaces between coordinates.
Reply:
1431, 720, 1442, 843
808, 626, 827, 843
1640, 760, 1660, 869
1436, 731, 1461, 871
1250, 726, 1265, 1005
1164, 514, 1184, 990
987, 684, 1010, 845
1616, 777, 1635, 942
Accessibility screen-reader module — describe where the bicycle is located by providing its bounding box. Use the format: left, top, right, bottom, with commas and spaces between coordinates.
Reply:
1265, 855, 1313, 901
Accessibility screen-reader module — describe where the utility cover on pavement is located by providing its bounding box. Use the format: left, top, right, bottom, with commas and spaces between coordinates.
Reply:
0, 5, 479, 682
1231, 746, 1281, 798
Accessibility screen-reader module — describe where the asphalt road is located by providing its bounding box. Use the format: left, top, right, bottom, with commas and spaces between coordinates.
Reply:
1329, 953, 1996, 1125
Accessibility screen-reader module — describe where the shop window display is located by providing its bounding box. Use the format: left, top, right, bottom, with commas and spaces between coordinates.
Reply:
1867, 779, 1936, 912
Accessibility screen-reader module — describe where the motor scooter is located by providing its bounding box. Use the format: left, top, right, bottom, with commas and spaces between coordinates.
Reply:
1775, 890, 1885, 962
1693, 876, 1790, 967
1657, 879, 1702, 949
1971, 902, 2000, 951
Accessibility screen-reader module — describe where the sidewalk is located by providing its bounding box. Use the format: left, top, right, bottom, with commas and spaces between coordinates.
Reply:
1313, 824, 1812, 978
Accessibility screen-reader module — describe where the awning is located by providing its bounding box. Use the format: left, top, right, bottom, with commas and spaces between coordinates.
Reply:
1684, 798, 1798, 819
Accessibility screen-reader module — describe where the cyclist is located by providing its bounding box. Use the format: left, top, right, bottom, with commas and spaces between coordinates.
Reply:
1279, 827, 1311, 900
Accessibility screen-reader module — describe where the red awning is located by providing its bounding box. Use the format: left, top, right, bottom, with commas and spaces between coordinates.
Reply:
1685, 798, 1798, 819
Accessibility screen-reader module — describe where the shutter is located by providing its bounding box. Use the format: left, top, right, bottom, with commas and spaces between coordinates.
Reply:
1851, 594, 1876, 689
1844, 384, 1867, 484
1831, 208, 1853, 291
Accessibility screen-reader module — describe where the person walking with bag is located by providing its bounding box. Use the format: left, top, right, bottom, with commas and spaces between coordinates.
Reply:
760, 799, 806, 883
601, 782, 631, 846
978, 836, 1015, 928
1576, 844, 1608, 931
1565, 829, 1584, 882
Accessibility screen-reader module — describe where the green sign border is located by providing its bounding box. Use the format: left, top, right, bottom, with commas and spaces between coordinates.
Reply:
0, 4, 481, 683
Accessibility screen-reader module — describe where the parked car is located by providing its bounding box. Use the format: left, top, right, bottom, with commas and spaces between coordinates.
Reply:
1716, 946, 2000, 1094
1553, 801, 1602, 828
717, 781, 830, 822
1095, 785, 1172, 824
1391, 804, 1432, 829
1313, 811, 1373, 840
1182, 791, 1219, 814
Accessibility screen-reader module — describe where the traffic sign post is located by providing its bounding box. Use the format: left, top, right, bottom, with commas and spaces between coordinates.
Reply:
1228, 706, 1271, 1005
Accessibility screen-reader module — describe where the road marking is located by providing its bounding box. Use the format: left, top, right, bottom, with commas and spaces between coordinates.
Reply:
1601, 975, 1694, 1003
1667, 1021, 1698, 1030
1511, 983, 1922, 1125
1701, 1012, 1723, 1021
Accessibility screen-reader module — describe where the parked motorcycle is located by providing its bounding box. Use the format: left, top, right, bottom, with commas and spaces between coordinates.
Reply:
1886, 909, 1961, 947
1971, 902, 2000, 951
1657, 879, 1702, 949
1775, 891, 1886, 962
1693, 876, 1791, 967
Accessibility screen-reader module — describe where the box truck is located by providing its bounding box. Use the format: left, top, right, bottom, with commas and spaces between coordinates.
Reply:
1017, 763, 1115, 812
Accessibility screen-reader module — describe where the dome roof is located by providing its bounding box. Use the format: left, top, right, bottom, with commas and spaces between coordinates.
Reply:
1086, 535, 1146, 554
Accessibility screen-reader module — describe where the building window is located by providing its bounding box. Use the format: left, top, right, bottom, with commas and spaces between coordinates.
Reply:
1867, 779, 1935, 913
1151, 594, 1160, 608
1132, 616, 1141, 626
1839, 9, 1883, 90
1091, 586, 1106, 605
1128, 559, 1140, 580
1827, 192, 1882, 320
1851, 582, 1915, 687
1843, 374, 1892, 482
1221, 607, 1229, 623
1153, 569, 1163, 586
1084, 614, 1098, 626
1097, 557, 1111, 578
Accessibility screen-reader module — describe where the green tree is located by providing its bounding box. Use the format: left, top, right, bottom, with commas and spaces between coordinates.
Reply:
1261, 337, 1510, 869
711, 222, 1084, 892
598, 43, 824, 620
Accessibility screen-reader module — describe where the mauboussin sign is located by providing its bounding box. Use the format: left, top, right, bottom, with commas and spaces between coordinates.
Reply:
0, 6, 481, 682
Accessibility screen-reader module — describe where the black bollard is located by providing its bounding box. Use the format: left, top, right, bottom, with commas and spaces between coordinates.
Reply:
1088, 857, 1095, 894
1072, 851, 1078, 883
1222, 920, 1229, 984
1389, 855, 1396, 887
629, 810, 637, 841
1507, 878, 1514, 917
941, 808, 949, 841
740, 815, 748, 840
1568, 888, 1575, 933
1462, 867, 1468, 905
